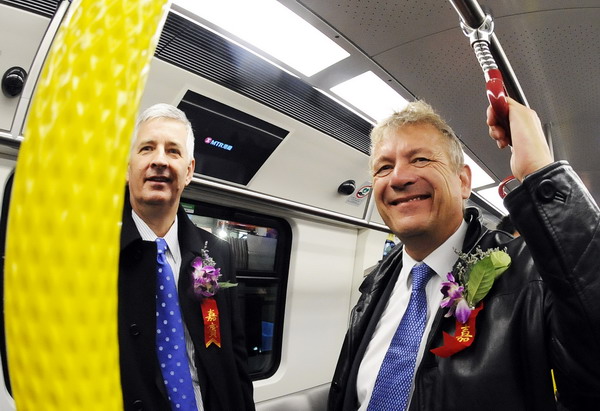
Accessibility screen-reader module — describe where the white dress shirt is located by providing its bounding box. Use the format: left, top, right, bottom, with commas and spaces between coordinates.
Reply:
356, 221, 468, 410
132, 210, 204, 411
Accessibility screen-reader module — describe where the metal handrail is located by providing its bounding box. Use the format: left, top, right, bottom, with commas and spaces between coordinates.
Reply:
447, 0, 528, 107
186, 175, 390, 233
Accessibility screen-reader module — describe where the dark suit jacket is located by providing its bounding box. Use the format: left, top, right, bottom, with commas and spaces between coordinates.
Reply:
118, 194, 255, 411
329, 162, 600, 410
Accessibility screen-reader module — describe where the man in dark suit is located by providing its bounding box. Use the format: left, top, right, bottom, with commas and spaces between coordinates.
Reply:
118, 103, 255, 410
329, 98, 600, 410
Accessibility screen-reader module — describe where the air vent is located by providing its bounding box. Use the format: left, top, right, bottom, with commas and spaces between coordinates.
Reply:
157, 12, 373, 155
1, 0, 60, 18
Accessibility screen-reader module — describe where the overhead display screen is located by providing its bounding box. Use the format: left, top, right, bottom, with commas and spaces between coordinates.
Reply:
178, 91, 288, 185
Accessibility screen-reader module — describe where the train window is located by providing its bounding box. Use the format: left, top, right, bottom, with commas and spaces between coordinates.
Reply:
182, 199, 291, 380
0, 173, 14, 394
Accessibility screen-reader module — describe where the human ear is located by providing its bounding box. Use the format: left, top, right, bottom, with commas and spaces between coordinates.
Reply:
185, 158, 195, 185
459, 164, 472, 199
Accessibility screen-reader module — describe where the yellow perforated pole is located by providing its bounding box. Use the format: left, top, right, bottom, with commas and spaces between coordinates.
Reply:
4, 0, 170, 409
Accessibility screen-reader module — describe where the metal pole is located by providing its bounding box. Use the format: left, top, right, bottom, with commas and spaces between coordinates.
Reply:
447, 0, 528, 107
186, 176, 391, 233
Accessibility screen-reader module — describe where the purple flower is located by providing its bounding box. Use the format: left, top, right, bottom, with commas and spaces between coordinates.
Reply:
440, 273, 463, 307
440, 272, 472, 324
191, 256, 221, 297
453, 299, 472, 323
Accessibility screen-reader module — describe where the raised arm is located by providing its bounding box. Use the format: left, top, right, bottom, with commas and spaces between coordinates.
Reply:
486, 97, 553, 181
494, 99, 600, 407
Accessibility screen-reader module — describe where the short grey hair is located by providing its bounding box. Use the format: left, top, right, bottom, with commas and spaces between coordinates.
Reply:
132, 103, 195, 162
369, 100, 464, 173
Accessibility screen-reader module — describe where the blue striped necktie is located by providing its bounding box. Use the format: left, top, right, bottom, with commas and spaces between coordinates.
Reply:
155, 237, 198, 410
368, 263, 434, 411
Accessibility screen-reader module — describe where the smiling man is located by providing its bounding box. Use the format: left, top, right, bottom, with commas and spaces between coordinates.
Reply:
370, 121, 471, 261
328, 100, 600, 410
118, 104, 255, 411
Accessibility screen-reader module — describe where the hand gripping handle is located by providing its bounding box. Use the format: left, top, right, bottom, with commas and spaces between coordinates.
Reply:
485, 68, 510, 144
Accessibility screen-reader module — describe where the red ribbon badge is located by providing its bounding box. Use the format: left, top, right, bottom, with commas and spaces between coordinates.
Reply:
200, 297, 221, 348
430, 302, 484, 358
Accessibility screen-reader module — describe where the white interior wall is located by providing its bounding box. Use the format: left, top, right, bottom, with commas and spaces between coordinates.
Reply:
253, 217, 358, 402
0, 5, 49, 134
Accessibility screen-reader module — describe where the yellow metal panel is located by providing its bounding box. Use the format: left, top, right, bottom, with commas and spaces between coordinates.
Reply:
4, 0, 170, 409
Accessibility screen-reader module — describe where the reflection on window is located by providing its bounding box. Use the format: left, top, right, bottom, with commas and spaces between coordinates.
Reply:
184, 201, 290, 379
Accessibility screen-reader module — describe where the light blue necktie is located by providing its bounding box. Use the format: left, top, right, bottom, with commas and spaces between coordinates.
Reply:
155, 238, 198, 410
368, 263, 434, 411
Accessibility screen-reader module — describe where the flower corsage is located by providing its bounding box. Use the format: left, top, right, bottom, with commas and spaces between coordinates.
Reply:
431, 246, 511, 358
191, 241, 237, 298
191, 241, 237, 348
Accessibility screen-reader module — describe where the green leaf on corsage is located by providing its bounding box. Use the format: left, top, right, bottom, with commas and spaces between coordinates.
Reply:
465, 250, 511, 306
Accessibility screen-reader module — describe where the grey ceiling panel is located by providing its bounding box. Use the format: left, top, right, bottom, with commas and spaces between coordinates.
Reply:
494, 8, 600, 173
299, 0, 459, 56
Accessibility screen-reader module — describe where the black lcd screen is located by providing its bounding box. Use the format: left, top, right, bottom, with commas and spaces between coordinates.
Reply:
178, 91, 288, 185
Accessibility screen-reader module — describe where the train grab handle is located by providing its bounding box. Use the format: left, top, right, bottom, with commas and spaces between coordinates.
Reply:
484, 68, 510, 140
455, 11, 514, 198
459, 14, 511, 144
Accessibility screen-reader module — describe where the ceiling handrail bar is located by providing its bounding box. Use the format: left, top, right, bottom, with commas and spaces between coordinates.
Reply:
186, 175, 391, 233
447, 0, 529, 107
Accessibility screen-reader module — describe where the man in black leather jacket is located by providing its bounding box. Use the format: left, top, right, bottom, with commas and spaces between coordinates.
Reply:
328, 98, 600, 410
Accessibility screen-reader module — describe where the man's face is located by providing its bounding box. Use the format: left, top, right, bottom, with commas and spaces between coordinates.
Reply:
371, 123, 471, 255
128, 118, 195, 212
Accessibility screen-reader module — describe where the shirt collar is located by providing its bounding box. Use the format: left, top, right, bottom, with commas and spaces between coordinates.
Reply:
131, 210, 181, 266
402, 219, 468, 280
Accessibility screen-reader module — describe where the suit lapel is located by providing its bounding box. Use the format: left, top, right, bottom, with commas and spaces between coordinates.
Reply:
177, 210, 232, 409
421, 209, 488, 360
344, 250, 405, 408
121, 194, 172, 401
176, 211, 208, 370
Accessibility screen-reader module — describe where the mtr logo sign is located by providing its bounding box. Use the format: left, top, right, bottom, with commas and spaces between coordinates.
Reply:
204, 137, 233, 151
